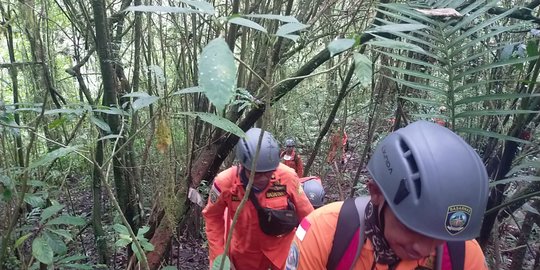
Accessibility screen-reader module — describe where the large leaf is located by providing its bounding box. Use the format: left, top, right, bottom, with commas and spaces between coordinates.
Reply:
228, 17, 267, 33
131, 94, 160, 111
90, 116, 111, 133
455, 110, 538, 118
32, 236, 54, 265
29, 146, 81, 169
178, 0, 215, 15
386, 66, 446, 83
211, 254, 231, 270
456, 128, 530, 144
367, 23, 427, 33
177, 112, 245, 138
455, 56, 539, 80
489, 175, 540, 186
327, 39, 356, 57
199, 38, 237, 112
385, 76, 446, 95
172, 86, 204, 96
456, 93, 540, 105
353, 53, 372, 88
40, 204, 65, 224
366, 39, 426, 54
45, 232, 67, 255
400, 96, 441, 107
124, 5, 204, 14
46, 215, 86, 226
276, 22, 309, 37
244, 14, 299, 23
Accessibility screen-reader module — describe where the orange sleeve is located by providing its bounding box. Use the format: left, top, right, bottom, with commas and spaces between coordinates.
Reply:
286, 203, 341, 270
464, 240, 489, 270
295, 154, 304, 177
202, 180, 228, 265
288, 176, 314, 221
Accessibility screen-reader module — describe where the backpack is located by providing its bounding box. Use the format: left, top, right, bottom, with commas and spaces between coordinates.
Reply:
327, 197, 465, 270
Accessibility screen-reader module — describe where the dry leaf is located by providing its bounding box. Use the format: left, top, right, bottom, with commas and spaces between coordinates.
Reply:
415, 8, 462, 17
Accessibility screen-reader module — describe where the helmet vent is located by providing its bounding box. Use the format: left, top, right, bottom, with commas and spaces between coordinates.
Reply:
401, 139, 422, 199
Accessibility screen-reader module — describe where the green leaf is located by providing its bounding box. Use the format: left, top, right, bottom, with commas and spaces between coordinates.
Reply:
172, 86, 204, 96
327, 39, 356, 57
366, 39, 425, 53
140, 240, 155, 251
385, 75, 446, 95
212, 254, 231, 270
93, 107, 129, 116
90, 116, 111, 133
455, 56, 539, 80
527, 40, 539, 57
46, 228, 73, 241
14, 233, 32, 249
132, 95, 160, 111
45, 232, 67, 255
28, 146, 81, 169
161, 267, 178, 270
276, 22, 309, 37
136, 226, 150, 238
489, 175, 540, 187
456, 93, 540, 105
386, 66, 446, 83
506, 160, 540, 177
24, 194, 45, 208
124, 5, 204, 14
456, 128, 530, 144
455, 110, 538, 118
113, 224, 130, 235
46, 215, 86, 226
278, 34, 300, 42
353, 53, 372, 88
48, 116, 68, 129
367, 23, 427, 33
198, 38, 237, 112
40, 204, 65, 224
97, 134, 123, 141
44, 108, 84, 115
177, 112, 246, 138
244, 14, 299, 23
178, 0, 215, 15
132, 243, 142, 260
228, 17, 267, 33
32, 236, 54, 265
115, 238, 132, 247
374, 49, 439, 70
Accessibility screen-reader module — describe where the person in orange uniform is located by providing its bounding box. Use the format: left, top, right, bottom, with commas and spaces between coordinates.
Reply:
280, 138, 304, 177
326, 121, 348, 164
287, 121, 489, 270
202, 128, 314, 270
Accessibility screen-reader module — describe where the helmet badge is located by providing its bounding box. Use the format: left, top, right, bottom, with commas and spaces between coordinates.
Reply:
445, 205, 472, 235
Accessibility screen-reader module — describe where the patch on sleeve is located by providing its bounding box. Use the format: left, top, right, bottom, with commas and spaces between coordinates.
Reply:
285, 241, 300, 270
295, 218, 311, 241
209, 183, 221, 204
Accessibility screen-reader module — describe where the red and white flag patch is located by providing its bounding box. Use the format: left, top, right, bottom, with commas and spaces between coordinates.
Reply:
295, 218, 311, 241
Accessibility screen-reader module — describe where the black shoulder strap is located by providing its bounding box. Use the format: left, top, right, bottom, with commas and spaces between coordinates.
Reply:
447, 241, 465, 270
326, 198, 361, 270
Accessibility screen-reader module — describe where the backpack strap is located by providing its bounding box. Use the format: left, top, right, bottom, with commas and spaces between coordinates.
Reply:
446, 241, 465, 270
327, 196, 370, 270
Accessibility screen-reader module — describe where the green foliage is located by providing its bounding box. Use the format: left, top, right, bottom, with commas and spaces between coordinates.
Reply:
211, 254, 231, 270
113, 224, 154, 261
198, 38, 238, 112
327, 39, 356, 57
366, 1, 538, 141
177, 112, 246, 139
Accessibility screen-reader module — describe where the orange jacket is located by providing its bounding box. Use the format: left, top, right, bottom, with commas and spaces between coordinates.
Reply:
287, 202, 488, 270
280, 150, 304, 177
202, 164, 314, 270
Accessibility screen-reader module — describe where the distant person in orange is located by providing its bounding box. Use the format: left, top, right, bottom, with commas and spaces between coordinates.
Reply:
202, 128, 314, 270
326, 120, 349, 164
280, 138, 304, 177
286, 121, 489, 270
434, 105, 448, 127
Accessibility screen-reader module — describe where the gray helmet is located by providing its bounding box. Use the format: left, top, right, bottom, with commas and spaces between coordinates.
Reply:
367, 120, 488, 241
236, 128, 280, 172
302, 178, 325, 208
285, 139, 295, 147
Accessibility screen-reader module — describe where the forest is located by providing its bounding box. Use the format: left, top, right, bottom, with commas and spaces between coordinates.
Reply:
0, 0, 539, 269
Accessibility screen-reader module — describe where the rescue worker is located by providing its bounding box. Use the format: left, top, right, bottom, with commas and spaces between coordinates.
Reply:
299, 177, 325, 208
287, 121, 489, 270
280, 138, 304, 177
326, 120, 349, 164
202, 128, 314, 270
